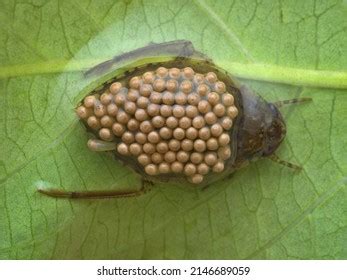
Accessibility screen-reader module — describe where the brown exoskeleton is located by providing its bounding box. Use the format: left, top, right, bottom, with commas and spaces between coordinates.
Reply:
38, 41, 311, 199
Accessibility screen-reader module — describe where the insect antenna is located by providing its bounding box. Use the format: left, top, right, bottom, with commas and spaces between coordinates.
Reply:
268, 154, 302, 171
273, 97, 312, 107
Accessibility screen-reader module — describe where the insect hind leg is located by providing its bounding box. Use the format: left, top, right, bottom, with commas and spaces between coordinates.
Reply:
37, 179, 153, 199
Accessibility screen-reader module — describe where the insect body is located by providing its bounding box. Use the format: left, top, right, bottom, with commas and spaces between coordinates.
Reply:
39, 41, 310, 199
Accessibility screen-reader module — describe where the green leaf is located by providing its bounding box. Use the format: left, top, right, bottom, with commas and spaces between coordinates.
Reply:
0, 0, 346, 259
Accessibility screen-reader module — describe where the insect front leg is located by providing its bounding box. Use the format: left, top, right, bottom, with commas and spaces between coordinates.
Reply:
273, 97, 312, 107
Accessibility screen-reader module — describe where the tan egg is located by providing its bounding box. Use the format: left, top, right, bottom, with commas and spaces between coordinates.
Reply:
147, 104, 160, 117
152, 116, 165, 128
184, 163, 196, 176
76, 106, 91, 119
84, 95, 96, 108
136, 97, 149, 109
156, 141, 169, 154
156, 67, 168, 78
135, 109, 149, 121
128, 89, 140, 102
206, 138, 219, 150
197, 163, 209, 175
100, 93, 113, 105
94, 102, 106, 117
149, 91, 162, 104
220, 116, 233, 130
147, 131, 161, 144
204, 152, 218, 166
135, 132, 147, 144
159, 127, 173, 140
169, 68, 181, 79
218, 133, 230, 146
129, 143, 142, 156
76, 105, 89, 119
139, 84, 153, 97
173, 128, 185, 140
107, 103, 119, 116
222, 93, 234, 106
140, 120, 154, 134
87, 116, 100, 130
117, 143, 129, 155
145, 164, 158, 176
189, 174, 204, 184
214, 81, 226, 93
197, 84, 210, 96
205, 72, 217, 83
227, 106, 238, 118
166, 79, 178, 92
187, 93, 201, 106
210, 123, 223, 137
198, 127, 211, 140
207, 92, 220, 106
168, 139, 180, 151
212, 160, 225, 173
183, 67, 195, 79
217, 146, 232, 160
198, 100, 211, 114
192, 116, 205, 129
138, 154, 151, 166
127, 119, 140, 131
179, 117, 192, 129
166, 116, 178, 129
122, 131, 135, 144
158, 162, 171, 174
194, 139, 206, 152
164, 151, 176, 163
175, 92, 187, 105
143, 71, 155, 84
153, 79, 166, 92
213, 104, 226, 117
140, 121, 154, 134
112, 123, 125, 137
180, 80, 193, 94
109, 82, 122, 94
129, 76, 141, 89
100, 115, 114, 128
172, 105, 185, 118
151, 152, 163, 164
204, 112, 217, 125
160, 105, 173, 117
186, 127, 198, 140
194, 73, 205, 84
162, 91, 175, 105
116, 110, 130, 124
181, 139, 194, 151
124, 101, 137, 114
190, 152, 203, 164
143, 143, 156, 154
185, 105, 199, 118
177, 151, 190, 163
171, 161, 184, 173
114, 93, 127, 106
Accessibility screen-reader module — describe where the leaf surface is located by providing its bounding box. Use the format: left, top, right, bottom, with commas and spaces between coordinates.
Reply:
0, 0, 346, 259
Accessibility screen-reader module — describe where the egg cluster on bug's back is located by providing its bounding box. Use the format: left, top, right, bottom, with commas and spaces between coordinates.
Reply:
76, 67, 239, 184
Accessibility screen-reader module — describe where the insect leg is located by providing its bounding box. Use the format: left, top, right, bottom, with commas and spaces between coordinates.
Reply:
87, 139, 117, 152
85, 40, 211, 78
273, 97, 312, 107
37, 179, 153, 199
268, 154, 302, 171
